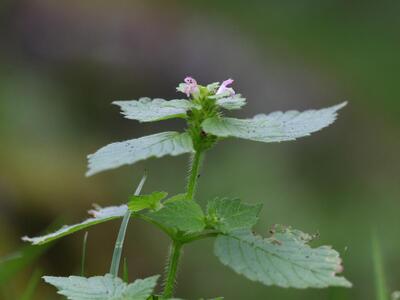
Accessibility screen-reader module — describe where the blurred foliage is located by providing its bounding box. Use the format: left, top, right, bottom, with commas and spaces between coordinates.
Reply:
0, 1, 399, 299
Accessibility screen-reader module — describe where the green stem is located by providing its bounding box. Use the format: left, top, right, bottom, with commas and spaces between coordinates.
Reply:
162, 150, 204, 297
163, 241, 183, 298
186, 151, 204, 200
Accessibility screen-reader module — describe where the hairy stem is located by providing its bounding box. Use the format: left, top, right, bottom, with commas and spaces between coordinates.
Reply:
162, 150, 204, 297
163, 241, 183, 298
186, 150, 204, 200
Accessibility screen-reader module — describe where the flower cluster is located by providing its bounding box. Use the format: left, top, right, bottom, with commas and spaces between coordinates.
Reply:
177, 76, 235, 98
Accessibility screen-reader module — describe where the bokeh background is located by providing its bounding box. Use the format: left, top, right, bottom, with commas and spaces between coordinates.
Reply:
1, 1, 399, 299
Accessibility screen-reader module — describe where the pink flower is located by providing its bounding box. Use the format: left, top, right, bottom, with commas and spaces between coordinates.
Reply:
183, 76, 199, 97
216, 78, 235, 96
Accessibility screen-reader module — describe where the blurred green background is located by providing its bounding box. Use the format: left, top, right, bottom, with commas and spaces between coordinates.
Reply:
0, 1, 399, 299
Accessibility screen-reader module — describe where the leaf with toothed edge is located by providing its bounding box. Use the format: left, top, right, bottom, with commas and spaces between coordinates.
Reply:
43, 274, 159, 300
202, 102, 347, 143
206, 198, 262, 233
86, 132, 194, 176
214, 225, 351, 289
113, 98, 198, 122
145, 199, 205, 233
208, 92, 246, 110
128, 191, 168, 212
22, 205, 128, 245
23, 175, 148, 246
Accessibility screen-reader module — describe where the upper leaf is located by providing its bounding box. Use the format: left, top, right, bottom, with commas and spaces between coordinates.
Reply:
210, 93, 246, 110
206, 198, 262, 233
145, 199, 205, 233
202, 102, 347, 143
214, 225, 351, 289
128, 192, 168, 212
113, 98, 196, 122
86, 132, 194, 176
22, 205, 128, 245
43, 274, 159, 300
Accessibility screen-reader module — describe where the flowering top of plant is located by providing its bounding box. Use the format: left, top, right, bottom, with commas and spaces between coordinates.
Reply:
86, 77, 346, 176
24, 77, 350, 300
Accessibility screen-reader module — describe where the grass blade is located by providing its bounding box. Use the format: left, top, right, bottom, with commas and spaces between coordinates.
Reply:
109, 172, 147, 277
20, 268, 43, 300
80, 232, 89, 276
372, 231, 388, 300
123, 257, 129, 283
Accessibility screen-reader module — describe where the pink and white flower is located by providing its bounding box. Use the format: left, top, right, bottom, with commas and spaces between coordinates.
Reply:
177, 76, 199, 97
216, 79, 235, 96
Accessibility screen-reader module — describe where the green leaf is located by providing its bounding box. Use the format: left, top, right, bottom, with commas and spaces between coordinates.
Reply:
87, 132, 194, 176
163, 193, 188, 204
128, 192, 168, 212
214, 226, 352, 289
43, 274, 159, 300
213, 94, 246, 110
202, 102, 347, 143
206, 198, 262, 233
146, 200, 205, 233
113, 98, 196, 122
22, 205, 128, 245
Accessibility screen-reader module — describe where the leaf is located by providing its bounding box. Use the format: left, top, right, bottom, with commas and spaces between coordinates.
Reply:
215, 94, 246, 110
202, 102, 347, 143
86, 132, 194, 176
214, 226, 352, 289
146, 200, 205, 233
206, 198, 262, 233
128, 192, 168, 212
113, 98, 195, 122
163, 193, 188, 204
22, 205, 128, 245
43, 274, 159, 300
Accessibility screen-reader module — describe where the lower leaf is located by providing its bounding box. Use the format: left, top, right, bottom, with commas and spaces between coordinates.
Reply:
145, 199, 205, 233
214, 226, 351, 289
43, 274, 159, 300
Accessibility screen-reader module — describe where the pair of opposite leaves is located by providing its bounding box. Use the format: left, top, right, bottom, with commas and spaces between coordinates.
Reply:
86, 91, 347, 176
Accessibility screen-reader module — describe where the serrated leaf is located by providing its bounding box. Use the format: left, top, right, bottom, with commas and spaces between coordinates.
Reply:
206, 198, 262, 233
22, 205, 128, 245
214, 94, 246, 110
214, 226, 352, 289
87, 132, 194, 176
43, 274, 159, 300
163, 193, 188, 204
146, 200, 205, 233
113, 98, 196, 122
128, 192, 168, 212
202, 102, 346, 143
